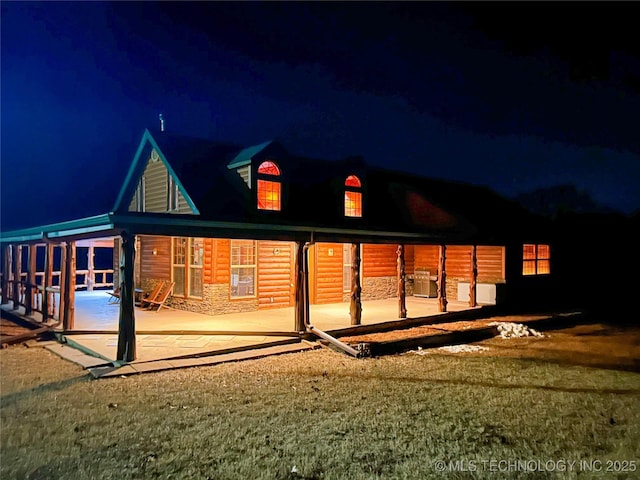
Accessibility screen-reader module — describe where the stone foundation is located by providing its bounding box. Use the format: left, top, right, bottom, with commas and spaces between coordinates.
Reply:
141, 280, 258, 315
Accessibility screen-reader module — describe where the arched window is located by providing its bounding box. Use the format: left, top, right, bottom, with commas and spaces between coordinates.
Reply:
257, 160, 281, 211
344, 175, 362, 217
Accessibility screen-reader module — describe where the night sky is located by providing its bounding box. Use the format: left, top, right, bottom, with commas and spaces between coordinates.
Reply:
2, 2, 639, 231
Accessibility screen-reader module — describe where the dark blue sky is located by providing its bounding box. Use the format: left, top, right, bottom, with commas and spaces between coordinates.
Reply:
2, 2, 639, 230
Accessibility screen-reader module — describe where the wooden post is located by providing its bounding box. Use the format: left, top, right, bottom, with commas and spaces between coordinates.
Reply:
397, 244, 407, 318
87, 244, 95, 291
62, 242, 76, 330
349, 243, 362, 325
1, 244, 9, 305
469, 245, 478, 308
117, 231, 136, 362
42, 243, 53, 322
25, 244, 36, 315
12, 244, 22, 308
59, 244, 67, 324
294, 241, 305, 332
437, 244, 447, 312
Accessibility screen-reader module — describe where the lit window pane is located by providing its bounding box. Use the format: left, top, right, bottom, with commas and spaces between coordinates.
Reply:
522, 260, 536, 275
257, 180, 281, 210
173, 266, 185, 295
345, 191, 362, 217
345, 175, 361, 187
537, 260, 550, 274
537, 244, 550, 259
257, 161, 281, 176
523, 244, 536, 260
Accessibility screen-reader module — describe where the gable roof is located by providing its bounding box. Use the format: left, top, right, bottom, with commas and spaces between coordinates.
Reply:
1, 128, 550, 245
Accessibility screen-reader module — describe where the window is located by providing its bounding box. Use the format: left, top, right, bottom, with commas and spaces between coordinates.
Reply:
343, 244, 352, 292
257, 160, 281, 211
172, 237, 204, 298
522, 244, 550, 275
344, 175, 362, 217
167, 175, 179, 211
231, 240, 256, 298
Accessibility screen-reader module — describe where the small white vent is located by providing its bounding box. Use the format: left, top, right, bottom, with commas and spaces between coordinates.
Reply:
151, 150, 160, 162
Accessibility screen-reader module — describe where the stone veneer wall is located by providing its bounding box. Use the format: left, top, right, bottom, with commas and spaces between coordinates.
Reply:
140, 279, 258, 315
445, 277, 467, 302
341, 275, 414, 302
362, 276, 397, 301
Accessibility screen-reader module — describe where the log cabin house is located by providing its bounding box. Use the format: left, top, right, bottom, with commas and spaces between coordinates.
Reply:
0, 129, 553, 361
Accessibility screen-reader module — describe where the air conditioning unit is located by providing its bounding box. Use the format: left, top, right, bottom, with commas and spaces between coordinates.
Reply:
457, 282, 496, 305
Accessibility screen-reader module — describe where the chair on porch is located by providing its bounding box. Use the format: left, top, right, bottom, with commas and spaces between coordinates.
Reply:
139, 281, 166, 309
145, 281, 175, 312
106, 287, 120, 304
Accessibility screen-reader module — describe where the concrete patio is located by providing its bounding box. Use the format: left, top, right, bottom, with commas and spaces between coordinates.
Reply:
61, 291, 475, 363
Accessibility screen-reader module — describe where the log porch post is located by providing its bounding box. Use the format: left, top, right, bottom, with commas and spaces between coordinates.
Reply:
42, 243, 53, 322
12, 244, 22, 308
61, 242, 76, 330
397, 244, 407, 318
1, 244, 9, 305
294, 240, 306, 332
87, 244, 95, 291
469, 245, 478, 308
437, 244, 447, 312
25, 244, 36, 315
349, 243, 362, 325
117, 231, 136, 362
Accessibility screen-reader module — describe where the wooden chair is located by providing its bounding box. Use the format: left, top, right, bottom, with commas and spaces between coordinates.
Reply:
139, 281, 166, 308
145, 281, 175, 312
106, 287, 120, 304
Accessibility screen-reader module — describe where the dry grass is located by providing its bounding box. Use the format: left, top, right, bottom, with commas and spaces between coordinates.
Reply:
1, 325, 640, 479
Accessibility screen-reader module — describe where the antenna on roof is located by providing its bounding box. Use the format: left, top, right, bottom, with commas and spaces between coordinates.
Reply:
159, 113, 165, 132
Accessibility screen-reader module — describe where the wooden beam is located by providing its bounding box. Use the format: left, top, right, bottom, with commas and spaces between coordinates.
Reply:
42, 243, 54, 322
437, 244, 447, 312
62, 242, 76, 330
117, 231, 136, 362
294, 241, 305, 332
397, 244, 407, 318
349, 243, 362, 325
25, 244, 36, 315
469, 245, 478, 308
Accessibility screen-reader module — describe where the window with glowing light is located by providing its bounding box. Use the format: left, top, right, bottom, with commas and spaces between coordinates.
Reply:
522, 243, 550, 275
231, 240, 256, 298
257, 160, 281, 211
344, 175, 362, 217
172, 237, 204, 298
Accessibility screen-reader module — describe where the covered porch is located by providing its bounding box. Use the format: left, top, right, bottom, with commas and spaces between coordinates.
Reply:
61, 291, 475, 363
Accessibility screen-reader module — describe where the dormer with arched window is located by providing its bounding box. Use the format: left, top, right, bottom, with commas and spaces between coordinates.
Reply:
344, 174, 362, 217
257, 160, 281, 211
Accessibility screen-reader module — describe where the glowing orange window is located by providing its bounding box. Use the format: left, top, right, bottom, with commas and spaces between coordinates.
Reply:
522, 243, 550, 275
344, 175, 362, 217
257, 161, 281, 211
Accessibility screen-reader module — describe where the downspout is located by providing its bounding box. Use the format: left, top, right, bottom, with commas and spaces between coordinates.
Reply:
302, 235, 361, 358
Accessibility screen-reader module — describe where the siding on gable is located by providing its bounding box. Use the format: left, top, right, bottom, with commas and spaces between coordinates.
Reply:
128, 151, 194, 214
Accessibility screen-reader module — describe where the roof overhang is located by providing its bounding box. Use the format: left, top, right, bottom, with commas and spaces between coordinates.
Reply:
0, 214, 116, 244
2, 211, 496, 246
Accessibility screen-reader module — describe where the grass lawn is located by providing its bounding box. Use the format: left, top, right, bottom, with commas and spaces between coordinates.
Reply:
1, 324, 639, 479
